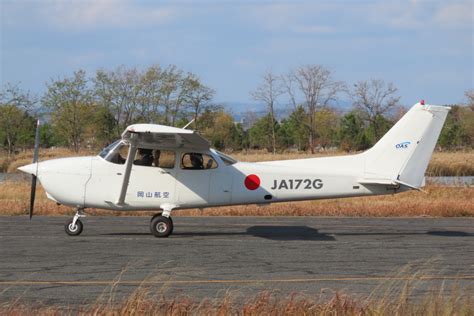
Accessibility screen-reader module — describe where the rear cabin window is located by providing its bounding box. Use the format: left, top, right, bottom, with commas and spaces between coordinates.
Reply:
155, 150, 175, 169
133, 149, 175, 169
181, 153, 218, 170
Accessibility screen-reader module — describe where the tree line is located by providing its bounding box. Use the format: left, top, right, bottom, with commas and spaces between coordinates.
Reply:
1, 64, 473, 157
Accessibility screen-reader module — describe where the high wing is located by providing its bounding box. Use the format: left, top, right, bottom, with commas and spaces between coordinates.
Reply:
116, 124, 209, 205
121, 124, 209, 150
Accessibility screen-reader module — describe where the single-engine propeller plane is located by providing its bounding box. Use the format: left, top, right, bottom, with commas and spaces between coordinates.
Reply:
18, 102, 450, 237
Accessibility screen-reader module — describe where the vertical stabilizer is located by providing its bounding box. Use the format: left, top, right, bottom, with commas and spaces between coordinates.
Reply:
362, 103, 450, 188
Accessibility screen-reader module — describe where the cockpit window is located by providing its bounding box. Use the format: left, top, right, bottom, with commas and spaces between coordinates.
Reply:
99, 140, 121, 159
133, 148, 154, 166
99, 140, 128, 164
216, 151, 237, 166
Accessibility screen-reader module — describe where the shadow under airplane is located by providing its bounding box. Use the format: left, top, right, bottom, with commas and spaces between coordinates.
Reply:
101, 227, 473, 241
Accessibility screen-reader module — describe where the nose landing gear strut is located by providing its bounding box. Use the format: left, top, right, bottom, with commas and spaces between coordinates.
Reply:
65, 208, 86, 236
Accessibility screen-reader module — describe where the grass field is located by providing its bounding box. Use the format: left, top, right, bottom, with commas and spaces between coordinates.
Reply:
0, 181, 472, 217
3, 289, 472, 315
1, 148, 474, 176
2, 267, 473, 315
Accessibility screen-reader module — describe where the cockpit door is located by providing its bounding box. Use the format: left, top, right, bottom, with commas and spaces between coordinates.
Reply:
127, 165, 177, 207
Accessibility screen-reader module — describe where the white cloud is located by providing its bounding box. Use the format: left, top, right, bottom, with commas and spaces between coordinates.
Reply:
245, 3, 305, 31
368, 0, 473, 30
242, 0, 471, 33
433, 2, 473, 28
243, 2, 341, 36
8, 0, 180, 31
66, 51, 106, 67
291, 25, 334, 34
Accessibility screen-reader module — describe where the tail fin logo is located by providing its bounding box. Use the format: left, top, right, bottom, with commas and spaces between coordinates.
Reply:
395, 141, 411, 149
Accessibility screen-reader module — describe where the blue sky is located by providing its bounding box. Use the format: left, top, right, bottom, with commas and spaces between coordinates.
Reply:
1, 0, 472, 108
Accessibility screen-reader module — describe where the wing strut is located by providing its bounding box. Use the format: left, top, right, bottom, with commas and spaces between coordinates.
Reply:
116, 134, 138, 205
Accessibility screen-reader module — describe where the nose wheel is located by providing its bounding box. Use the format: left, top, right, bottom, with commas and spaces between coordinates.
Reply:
150, 214, 173, 237
65, 219, 83, 236
65, 209, 85, 236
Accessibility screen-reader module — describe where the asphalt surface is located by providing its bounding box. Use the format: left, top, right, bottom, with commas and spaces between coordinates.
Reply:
0, 216, 473, 306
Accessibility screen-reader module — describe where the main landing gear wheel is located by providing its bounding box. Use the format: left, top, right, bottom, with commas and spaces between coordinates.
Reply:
150, 215, 173, 238
150, 213, 173, 233
65, 219, 83, 236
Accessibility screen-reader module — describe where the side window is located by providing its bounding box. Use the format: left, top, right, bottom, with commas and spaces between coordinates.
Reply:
133, 149, 176, 169
154, 150, 175, 169
181, 153, 218, 170
133, 148, 154, 167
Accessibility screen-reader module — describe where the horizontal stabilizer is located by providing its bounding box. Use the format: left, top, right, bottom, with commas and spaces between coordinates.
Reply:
358, 178, 397, 186
393, 179, 425, 192
358, 178, 425, 192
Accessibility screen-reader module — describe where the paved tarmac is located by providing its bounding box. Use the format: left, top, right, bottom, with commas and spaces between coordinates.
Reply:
0, 216, 473, 306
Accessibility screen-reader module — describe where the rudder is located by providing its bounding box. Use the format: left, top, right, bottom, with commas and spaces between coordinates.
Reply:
362, 102, 450, 188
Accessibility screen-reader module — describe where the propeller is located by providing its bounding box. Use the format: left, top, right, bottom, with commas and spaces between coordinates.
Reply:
29, 120, 40, 220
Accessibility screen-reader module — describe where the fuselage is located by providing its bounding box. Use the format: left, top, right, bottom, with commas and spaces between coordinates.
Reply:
23, 149, 403, 212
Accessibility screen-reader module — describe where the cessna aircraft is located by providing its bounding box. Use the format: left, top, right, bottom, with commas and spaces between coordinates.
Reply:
18, 101, 450, 237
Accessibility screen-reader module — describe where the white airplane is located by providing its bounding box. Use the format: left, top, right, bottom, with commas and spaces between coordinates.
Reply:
18, 102, 450, 237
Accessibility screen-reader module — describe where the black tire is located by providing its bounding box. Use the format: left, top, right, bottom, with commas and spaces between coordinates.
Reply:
150, 216, 173, 238
65, 219, 83, 236
151, 213, 173, 234
150, 212, 163, 222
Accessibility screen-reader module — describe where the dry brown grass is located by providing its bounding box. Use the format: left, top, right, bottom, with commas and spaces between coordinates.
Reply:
1, 272, 472, 315
1, 148, 96, 173
425, 151, 474, 176
2, 148, 473, 176
1, 181, 472, 217
182, 185, 474, 217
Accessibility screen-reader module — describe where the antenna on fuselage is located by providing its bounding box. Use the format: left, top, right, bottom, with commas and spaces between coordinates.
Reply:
182, 118, 195, 129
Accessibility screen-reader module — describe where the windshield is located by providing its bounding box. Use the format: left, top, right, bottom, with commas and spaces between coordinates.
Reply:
99, 140, 121, 158
99, 140, 129, 164
216, 150, 237, 165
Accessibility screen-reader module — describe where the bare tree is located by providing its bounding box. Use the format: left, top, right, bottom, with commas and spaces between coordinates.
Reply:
43, 70, 93, 152
138, 65, 164, 124
350, 79, 400, 140
159, 65, 183, 126
251, 70, 284, 154
185, 74, 215, 128
466, 89, 474, 110
94, 66, 142, 137
288, 65, 344, 153
281, 72, 298, 109
171, 72, 197, 126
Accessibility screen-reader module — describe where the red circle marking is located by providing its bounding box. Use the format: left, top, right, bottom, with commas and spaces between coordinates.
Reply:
244, 174, 260, 190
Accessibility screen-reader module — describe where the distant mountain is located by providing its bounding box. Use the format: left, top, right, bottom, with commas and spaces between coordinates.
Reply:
219, 99, 355, 122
